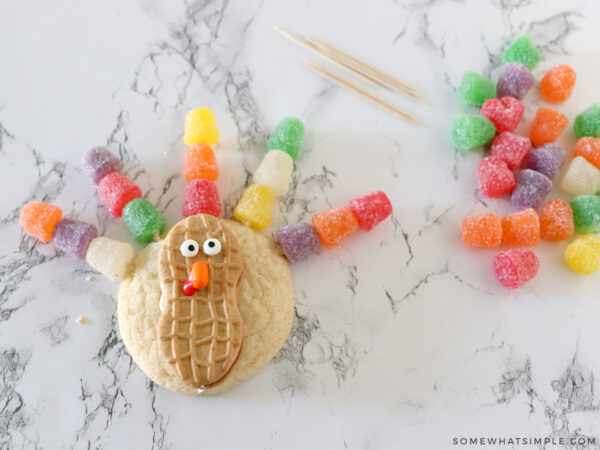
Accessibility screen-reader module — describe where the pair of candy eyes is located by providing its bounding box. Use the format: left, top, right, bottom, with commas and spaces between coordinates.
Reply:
180, 238, 221, 257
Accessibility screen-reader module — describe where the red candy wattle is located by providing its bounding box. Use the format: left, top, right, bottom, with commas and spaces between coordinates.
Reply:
97, 172, 143, 217
348, 191, 393, 231
481, 96, 525, 133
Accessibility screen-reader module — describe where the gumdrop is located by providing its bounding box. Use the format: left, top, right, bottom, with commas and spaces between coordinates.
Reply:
82, 147, 121, 185
530, 107, 568, 147
540, 65, 576, 103
234, 184, 276, 229
266, 117, 304, 160
184, 108, 219, 146
481, 97, 524, 133
451, 115, 496, 152
182, 178, 221, 217
52, 218, 98, 260
501, 209, 540, 247
525, 143, 565, 178
511, 169, 552, 210
184, 143, 218, 182
560, 156, 600, 196
502, 35, 541, 69
573, 137, 600, 170
312, 206, 359, 249
253, 150, 294, 196
458, 71, 496, 106
276, 222, 320, 262
19, 201, 63, 243
496, 63, 535, 100
571, 195, 600, 234
477, 156, 516, 198
574, 104, 600, 139
490, 132, 531, 170
97, 172, 142, 217
493, 248, 539, 289
122, 198, 166, 243
564, 235, 600, 275
461, 212, 502, 248
86, 236, 134, 280
348, 191, 393, 232
539, 199, 574, 241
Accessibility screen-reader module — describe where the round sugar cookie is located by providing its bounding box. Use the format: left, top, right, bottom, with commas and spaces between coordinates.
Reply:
117, 218, 294, 395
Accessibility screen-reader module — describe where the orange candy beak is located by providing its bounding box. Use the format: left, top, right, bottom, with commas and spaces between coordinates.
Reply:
182, 261, 209, 296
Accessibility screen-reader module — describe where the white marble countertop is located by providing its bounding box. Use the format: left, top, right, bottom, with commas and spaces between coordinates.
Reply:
2, 1, 600, 448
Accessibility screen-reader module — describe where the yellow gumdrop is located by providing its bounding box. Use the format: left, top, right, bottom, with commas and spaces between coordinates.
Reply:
184, 108, 220, 146
564, 234, 600, 274
233, 184, 275, 229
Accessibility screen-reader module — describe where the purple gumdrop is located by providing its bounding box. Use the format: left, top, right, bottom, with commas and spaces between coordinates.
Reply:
276, 222, 319, 262
52, 218, 98, 260
525, 143, 566, 178
82, 146, 121, 184
510, 169, 553, 210
497, 63, 535, 100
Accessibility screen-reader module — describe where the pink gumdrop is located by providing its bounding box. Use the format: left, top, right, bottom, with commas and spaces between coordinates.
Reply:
493, 248, 539, 289
476, 156, 516, 198
481, 97, 525, 133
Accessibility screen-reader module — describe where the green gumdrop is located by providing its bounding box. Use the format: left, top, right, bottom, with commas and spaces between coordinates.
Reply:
574, 103, 600, 139
502, 35, 541, 69
571, 195, 600, 234
266, 117, 304, 160
459, 71, 496, 106
451, 115, 496, 152
122, 198, 166, 243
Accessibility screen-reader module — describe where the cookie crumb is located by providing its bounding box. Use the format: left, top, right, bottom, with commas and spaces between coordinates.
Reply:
76, 316, 84, 325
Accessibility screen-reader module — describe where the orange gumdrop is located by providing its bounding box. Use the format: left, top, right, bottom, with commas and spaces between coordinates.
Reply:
540, 65, 576, 103
573, 137, 600, 171
461, 212, 502, 248
19, 201, 63, 242
529, 107, 568, 147
184, 143, 218, 182
501, 208, 540, 246
312, 206, 358, 249
539, 199, 574, 241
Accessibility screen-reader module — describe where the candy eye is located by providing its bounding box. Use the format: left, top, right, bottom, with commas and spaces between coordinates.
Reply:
180, 239, 199, 257
203, 238, 221, 256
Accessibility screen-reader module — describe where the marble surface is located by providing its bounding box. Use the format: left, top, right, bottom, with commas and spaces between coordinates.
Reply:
2, 0, 600, 448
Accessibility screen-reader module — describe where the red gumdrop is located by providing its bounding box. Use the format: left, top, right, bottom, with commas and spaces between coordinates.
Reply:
490, 132, 532, 170
348, 191, 392, 231
97, 172, 142, 217
493, 248, 539, 289
476, 156, 516, 198
183, 178, 221, 217
481, 96, 525, 133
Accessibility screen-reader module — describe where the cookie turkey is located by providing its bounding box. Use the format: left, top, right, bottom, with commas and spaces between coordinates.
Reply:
157, 214, 244, 388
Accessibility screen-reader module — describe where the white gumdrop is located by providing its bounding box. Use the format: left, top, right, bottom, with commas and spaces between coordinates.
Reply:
561, 156, 600, 196
252, 150, 294, 196
86, 237, 134, 280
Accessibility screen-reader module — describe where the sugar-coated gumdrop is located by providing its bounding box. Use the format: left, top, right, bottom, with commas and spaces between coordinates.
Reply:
530, 107, 568, 147
564, 235, 600, 275
348, 191, 393, 232
539, 199, 574, 241
571, 195, 600, 234
461, 212, 502, 248
525, 143, 565, 178
481, 97, 524, 133
573, 137, 600, 171
502, 35, 541, 69
97, 172, 142, 217
496, 63, 535, 100
82, 147, 121, 185
451, 115, 496, 152
182, 178, 221, 217
276, 222, 320, 262
560, 156, 600, 196
477, 156, 516, 198
511, 169, 552, 210
122, 198, 166, 243
502, 208, 540, 247
574, 104, 600, 139
184, 108, 219, 146
458, 71, 496, 106
490, 132, 531, 170
234, 184, 275, 229
540, 65, 576, 103
312, 206, 358, 249
19, 201, 63, 243
266, 117, 304, 160
52, 218, 98, 260
253, 150, 294, 196
184, 143, 218, 182
493, 248, 539, 289
86, 237, 134, 280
